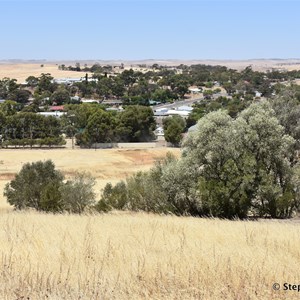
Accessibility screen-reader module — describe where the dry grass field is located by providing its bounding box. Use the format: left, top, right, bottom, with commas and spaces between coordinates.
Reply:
1, 59, 300, 83
1, 148, 300, 299
1, 212, 300, 299
0, 147, 181, 211
0, 63, 92, 83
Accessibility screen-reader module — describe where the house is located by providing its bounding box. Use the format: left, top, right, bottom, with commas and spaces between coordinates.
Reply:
155, 127, 164, 136
188, 87, 202, 93
167, 110, 190, 117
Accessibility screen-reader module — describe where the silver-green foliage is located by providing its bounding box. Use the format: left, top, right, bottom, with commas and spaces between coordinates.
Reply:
59, 172, 96, 214
98, 101, 300, 218
182, 102, 297, 218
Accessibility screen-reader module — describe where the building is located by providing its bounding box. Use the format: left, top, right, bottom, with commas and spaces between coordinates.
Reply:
81, 99, 100, 104
38, 112, 66, 118
50, 105, 64, 111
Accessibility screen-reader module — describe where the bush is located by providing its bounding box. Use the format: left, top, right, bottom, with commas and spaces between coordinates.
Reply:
96, 153, 178, 214
4, 160, 96, 214
59, 172, 96, 214
97, 103, 300, 219
4, 160, 64, 211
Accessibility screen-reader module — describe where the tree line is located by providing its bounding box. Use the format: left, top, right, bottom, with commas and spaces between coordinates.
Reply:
98, 90, 300, 219
2, 63, 300, 111
0, 101, 157, 147
5, 89, 300, 219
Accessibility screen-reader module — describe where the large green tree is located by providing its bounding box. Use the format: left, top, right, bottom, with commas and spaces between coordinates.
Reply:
116, 106, 156, 142
182, 103, 296, 218
163, 115, 186, 146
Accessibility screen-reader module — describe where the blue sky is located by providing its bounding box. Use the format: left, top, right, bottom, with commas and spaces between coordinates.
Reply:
0, 0, 299, 60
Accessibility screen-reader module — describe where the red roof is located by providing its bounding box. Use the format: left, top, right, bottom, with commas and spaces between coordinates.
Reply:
50, 105, 64, 111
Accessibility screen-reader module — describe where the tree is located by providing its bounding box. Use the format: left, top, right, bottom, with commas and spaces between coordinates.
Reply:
50, 88, 70, 105
0, 100, 18, 116
85, 110, 116, 144
37, 73, 56, 93
25, 76, 39, 88
4, 160, 64, 211
0, 78, 18, 99
9, 89, 31, 104
163, 115, 186, 146
99, 102, 300, 219
270, 88, 300, 155
182, 103, 297, 218
116, 106, 156, 142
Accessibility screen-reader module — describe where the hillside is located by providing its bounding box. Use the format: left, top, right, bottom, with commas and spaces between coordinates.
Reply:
0, 211, 298, 299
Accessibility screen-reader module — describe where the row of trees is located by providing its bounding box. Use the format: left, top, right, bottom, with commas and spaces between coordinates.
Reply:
97, 91, 300, 219
62, 104, 156, 145
0, 109, 64, 148
5, 89, 300, 219
0, 101, 157, 146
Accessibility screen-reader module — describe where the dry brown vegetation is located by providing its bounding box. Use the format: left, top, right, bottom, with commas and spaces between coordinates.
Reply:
0, 148, 181, 210
2, 59, 300, 83
0, 148, 299, 299
0, 63, 92, 83
1, 212, 300, 299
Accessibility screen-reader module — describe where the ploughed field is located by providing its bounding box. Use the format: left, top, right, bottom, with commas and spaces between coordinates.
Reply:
0, 147, 299, 299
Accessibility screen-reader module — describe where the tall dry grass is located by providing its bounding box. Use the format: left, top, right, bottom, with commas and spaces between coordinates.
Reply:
0, 211, 300, 299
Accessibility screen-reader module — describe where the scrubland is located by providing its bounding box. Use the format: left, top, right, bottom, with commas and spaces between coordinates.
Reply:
0, 148, 181, 207
0, 148, 300, 299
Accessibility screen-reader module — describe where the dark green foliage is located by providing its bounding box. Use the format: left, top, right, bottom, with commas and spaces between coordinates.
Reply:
0, 112, 65, 148
116, 106, 156, 142
85, 110, 116, 143
4, 160, 64, 211
4, 161, 96, 214
163, 115, 186, 146
50, 88, 70, 105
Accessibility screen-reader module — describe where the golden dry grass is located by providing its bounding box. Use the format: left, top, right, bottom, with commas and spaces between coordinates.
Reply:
0, 63, 92, 83
0, 148, 181, 210
1, 60, 300, 83
1, 211, 300, 299
1, 147, 299, 299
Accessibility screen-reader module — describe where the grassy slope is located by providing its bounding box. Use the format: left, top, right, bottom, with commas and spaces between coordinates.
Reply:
1, 211, 299, 299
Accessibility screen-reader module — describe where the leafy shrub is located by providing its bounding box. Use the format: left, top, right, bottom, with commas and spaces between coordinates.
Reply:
4, 160, 64, 211
4, 160, 96, 213
59, 172, 96, 213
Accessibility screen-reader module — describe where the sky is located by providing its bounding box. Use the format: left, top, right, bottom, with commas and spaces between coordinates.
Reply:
0, 0, 299, 60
